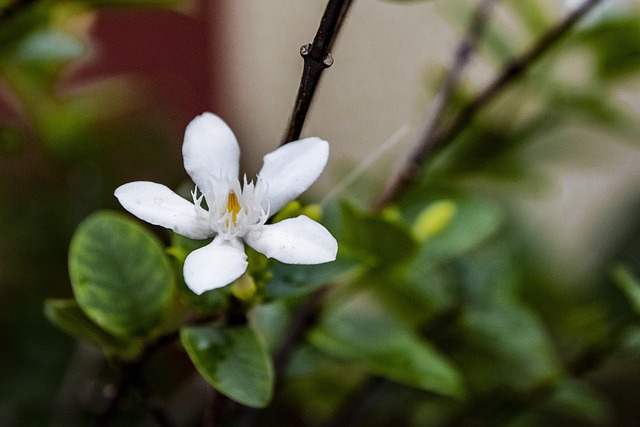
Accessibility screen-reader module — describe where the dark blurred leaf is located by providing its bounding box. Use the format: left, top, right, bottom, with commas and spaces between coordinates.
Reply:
44, 298, 140, 356
68, 211, 174, 338
0, 127, 22, 153
618, 325, 640, 355
281, 344, 366, 425
414, 197, 502, 265
506, 0, 554, 36
310, 292, 466, 398
340, 202, 418, 266
264, 248, 369, 299
506, 380, 609, 427
377, 263, 457, 328
443, 243, 563, 393
575, 16, 640, 80
0, 1, 50, 55
611, 264, 640, 315
544, 380, 610, 426
453, 303, 562, 393
181, 325, 274, 408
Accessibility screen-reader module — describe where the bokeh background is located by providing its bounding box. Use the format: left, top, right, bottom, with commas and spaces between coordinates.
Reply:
2, 0, 640, 425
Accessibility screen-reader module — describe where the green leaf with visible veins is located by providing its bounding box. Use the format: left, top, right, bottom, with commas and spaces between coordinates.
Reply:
309, 292, 465, 399
181, 325, 274, 408
68, 211, 174, 338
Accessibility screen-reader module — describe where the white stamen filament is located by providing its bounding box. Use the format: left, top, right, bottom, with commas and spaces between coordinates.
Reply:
192, 175, 270, 240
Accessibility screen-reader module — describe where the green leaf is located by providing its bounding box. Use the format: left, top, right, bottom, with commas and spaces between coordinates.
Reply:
507, 0, 554, 36
68, 211, 174, 338
575, 16, 640, 80
506, 380, 609, 427
309, 292, 465, 398
180, 325, 273, 408
414, 197, 502, 266
453, 303, 562, 393
44, 299, 140, 356
611, 264, 640, 315
340, 202, 418, 266
264, 248, 369, 299
618, 325, 640, 355
545, 380, 610, 426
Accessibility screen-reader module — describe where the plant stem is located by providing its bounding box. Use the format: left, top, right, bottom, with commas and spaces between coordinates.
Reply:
281, 0, 355, 145
93, 312, 221, 426
95, 359, 177, 427
417, 0, 500, 155
373, 0, 605, 211
237, 287, 330, 427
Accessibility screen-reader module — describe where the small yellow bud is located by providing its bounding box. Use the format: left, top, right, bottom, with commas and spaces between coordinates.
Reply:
412, 200, 456, 242
271, 200, 302, 223
302, 204, 322, 222
381, 206, 402, 224
231, 272, 257, 301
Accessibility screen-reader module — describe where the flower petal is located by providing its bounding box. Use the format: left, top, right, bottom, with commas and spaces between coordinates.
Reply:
183, 112, 240, 193
115, 181, 211, 239
245, 215, 337, 264
257, 137, 329, 214
183, 237, 248, 295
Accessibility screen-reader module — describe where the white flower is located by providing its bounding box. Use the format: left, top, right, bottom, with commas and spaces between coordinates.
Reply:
115, 112, 337, 295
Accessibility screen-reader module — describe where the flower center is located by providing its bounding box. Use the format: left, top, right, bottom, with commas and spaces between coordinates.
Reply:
226, 190, 241, 227
195, 175, 270, 240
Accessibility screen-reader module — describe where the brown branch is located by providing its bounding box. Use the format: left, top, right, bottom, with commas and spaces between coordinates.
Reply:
373, 0, 606, 211
281, 0, 355, 145
418, 0, 500, 154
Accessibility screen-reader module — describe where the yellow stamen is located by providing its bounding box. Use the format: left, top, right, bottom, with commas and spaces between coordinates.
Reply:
226, 191, 241, 226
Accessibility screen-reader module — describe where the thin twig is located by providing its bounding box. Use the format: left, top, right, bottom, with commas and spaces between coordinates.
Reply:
281, 0, 355, 145
236, 5, 355, 423
94, 313, 221, 426
373, 0, 606, 211
272, 287, 330, 375
237, 287, 331, 427
373, 0, 498, 210
202, 389, 231, 427
420, 0, 500, 151
128, 366, 177, 427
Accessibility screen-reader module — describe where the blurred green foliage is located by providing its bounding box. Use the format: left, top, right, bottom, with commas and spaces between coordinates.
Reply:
2, 0, 640, 426
0, 1, 182, 425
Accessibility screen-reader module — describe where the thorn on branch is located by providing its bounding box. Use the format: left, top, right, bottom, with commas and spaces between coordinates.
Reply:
281, 0, 354, 145
300, 43, 335, 69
